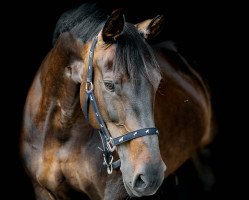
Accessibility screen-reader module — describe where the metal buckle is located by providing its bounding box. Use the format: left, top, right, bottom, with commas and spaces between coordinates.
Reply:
104, 155, 114, 174
107, 164, 113, 174
85, 81, 93, 93
107, 138, 116, 152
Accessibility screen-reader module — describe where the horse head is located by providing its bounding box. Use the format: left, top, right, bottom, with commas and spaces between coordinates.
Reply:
68, 9, 166, 197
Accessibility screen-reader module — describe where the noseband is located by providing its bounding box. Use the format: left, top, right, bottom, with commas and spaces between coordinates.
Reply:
83, 37, 159, 174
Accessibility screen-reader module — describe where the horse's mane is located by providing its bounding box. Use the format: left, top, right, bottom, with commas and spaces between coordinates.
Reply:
53, 3, 108, 44
53, 3, 161, 88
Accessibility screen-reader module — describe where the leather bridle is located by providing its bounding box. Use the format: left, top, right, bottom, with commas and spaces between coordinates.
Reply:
82, 36, 159, 174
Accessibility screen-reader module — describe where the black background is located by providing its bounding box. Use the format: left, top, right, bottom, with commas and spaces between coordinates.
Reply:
4, 0, 242, 199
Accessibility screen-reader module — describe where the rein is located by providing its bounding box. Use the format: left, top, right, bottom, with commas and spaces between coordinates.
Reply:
83, 37, 159, 174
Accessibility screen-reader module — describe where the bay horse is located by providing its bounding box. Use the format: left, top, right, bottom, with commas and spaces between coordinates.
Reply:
20, 3, 214, 200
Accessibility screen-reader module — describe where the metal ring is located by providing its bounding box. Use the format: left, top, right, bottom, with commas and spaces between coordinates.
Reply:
85, 81, 93, 93
103, 155, 114, 174
107, 164, 113, 174
107, 138, 116, 152
107, 155, 114, 174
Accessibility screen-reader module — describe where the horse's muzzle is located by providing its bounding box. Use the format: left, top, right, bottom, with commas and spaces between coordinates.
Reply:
124, 161, 166, 197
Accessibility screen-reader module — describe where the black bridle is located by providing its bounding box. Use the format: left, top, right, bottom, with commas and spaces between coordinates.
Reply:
83, 36, 159, 174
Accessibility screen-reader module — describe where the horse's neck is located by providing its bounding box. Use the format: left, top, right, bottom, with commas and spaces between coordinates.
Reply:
36, 35, 83, 129
153, 41, 210, 110
154, 41, 212, 129
153, 42, 213, 174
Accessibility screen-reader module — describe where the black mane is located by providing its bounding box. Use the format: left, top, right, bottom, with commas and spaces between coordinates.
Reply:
53, 3, 161, 87
53, 3, 108, 44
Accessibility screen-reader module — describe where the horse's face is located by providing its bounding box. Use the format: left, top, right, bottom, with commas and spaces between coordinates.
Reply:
80, 11, 166, 197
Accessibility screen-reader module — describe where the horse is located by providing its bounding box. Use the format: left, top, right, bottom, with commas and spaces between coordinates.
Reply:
20, 3, 214, 200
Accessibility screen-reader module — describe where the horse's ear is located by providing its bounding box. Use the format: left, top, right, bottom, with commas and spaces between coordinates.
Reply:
135, 15, 165, 39
102, 9, 125, 43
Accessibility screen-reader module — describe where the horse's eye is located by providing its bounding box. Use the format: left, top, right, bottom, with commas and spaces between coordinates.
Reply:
104, 81, 115, 92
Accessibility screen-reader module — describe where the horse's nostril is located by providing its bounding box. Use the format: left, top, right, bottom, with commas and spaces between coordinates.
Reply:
134, 174, 147, 190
